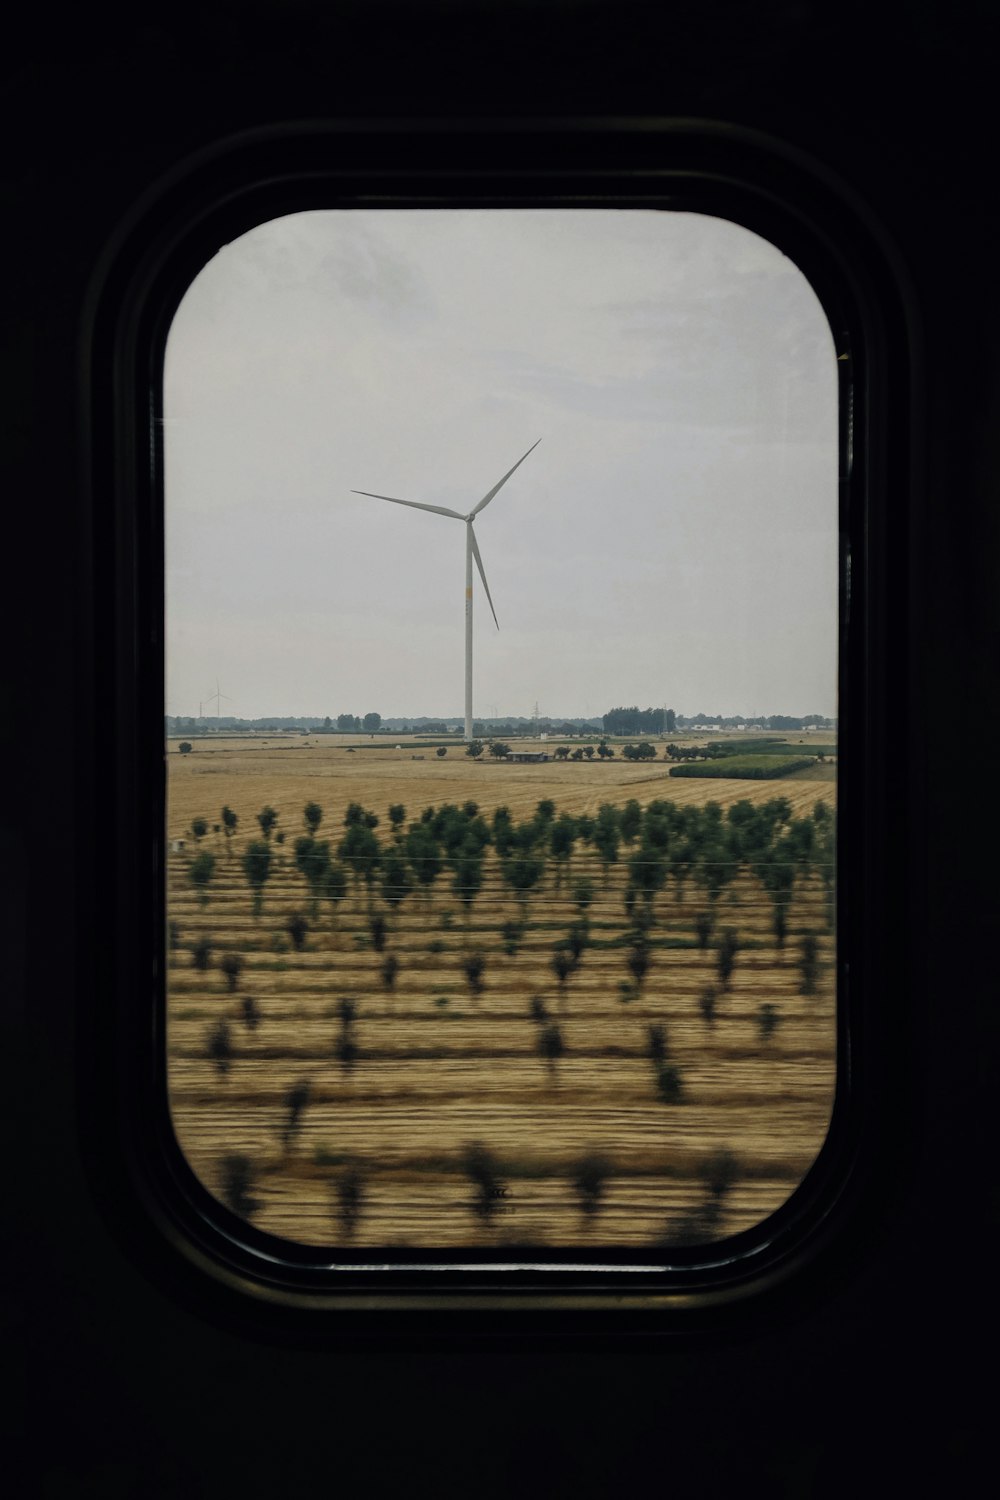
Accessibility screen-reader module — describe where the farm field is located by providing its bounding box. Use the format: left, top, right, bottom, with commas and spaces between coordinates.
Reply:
167, 735, 837, 1251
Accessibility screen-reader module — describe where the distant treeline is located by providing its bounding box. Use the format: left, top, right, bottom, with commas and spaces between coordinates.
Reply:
165, 714, 604, 736
166, 708, 836, 736
602, 707, 835, 734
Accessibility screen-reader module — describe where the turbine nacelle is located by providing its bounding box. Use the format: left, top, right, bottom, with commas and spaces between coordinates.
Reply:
351, 438, 540, 632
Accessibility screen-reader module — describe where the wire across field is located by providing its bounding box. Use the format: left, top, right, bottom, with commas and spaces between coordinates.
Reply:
166, 739, 837, 1251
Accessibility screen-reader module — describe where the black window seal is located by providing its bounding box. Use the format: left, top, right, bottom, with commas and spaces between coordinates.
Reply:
77, 117, 918, 1335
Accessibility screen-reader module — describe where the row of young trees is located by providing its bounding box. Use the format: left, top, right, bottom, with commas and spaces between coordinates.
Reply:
184, 792, 834, 944
175, 795, 832, 1243
183, 793, 829, 1082
217, 1138, 740, 1242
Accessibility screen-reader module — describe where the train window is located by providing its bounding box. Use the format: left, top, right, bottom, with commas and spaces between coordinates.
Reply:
162, 205, 840, 1263
85, 120, 897, 1312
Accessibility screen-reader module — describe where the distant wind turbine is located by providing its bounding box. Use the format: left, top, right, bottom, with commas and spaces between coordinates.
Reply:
205, 679, 232, 730
352, 440, 540, 742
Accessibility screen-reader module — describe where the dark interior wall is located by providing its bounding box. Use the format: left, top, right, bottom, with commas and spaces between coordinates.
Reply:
6, 3, 993, 1493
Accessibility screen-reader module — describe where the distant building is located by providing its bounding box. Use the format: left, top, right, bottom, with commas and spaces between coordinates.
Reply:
504, 751, 551, 763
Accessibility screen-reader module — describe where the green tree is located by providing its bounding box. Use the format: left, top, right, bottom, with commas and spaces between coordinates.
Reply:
798, 932, 820, 995
573, 878, 595, 914
221, 805, 238, 848
758, 1001, 780, 1042
647, 1022, 668, 1065
285, 912, 309, 952
462, 1143, 504, 1223
549, 813, 578, 887
178, 741, 192, 754
282, 1079, 312, 1150
591, 804, 621, 880
388, 803, 406, 835
219, 1155, 261, 1218
189, 849, 216, 904
620, 800, 643, 841
501, 918, 524, 956
465, 739, 484, 758
670, 838, 695, 904
369, 913, 387, 952
502, 851, 545, 917
405, 823, 442, 898
241, 995, 260, 1031
321, 861, 349, 926
362, 712, 382, 732
461, 949, 487, 999
338, 822, 381, 904
257, 806, 278, 839
538, 1021, 565, 1079
551, 944, 575, 995
191, 816, 208, 841
294, 834, 331, 917
334, 1000, 359, 1074
694, 836, 733, 907
207, 1019, 233, 1076
716, 927, 739, 989
191, 936, 212, 971
335, 1164, 365, 1239
628, 839, 666, 914
566, 918, 589, 964
626, 940, 650, 992
656, 1062, 684, 1103
573, 1154, 609, 1220
242, 840, 273, 917
488, 741, 510, 758
381, 850, 413, 913
491, 806, 515, 857
303, 801, 323, 835
380, 951, 400, 993
219, 952, 243, 992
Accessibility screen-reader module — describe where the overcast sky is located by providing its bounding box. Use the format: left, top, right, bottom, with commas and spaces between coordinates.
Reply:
164, 209, 838, 722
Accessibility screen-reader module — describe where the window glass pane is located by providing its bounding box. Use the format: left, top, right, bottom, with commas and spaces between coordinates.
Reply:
164, 210, 837, 1252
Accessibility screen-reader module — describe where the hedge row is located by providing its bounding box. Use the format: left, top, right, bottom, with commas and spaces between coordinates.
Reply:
669, 756, 816, 780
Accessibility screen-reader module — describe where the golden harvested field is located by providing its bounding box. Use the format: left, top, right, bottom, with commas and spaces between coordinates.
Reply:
166, 734, 834, 831
167, 735, 837, 1253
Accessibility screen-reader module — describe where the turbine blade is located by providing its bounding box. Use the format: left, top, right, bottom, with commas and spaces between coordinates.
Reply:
469, 526, 499, 630
351, 490, 464, 521
468, 439, 541, 518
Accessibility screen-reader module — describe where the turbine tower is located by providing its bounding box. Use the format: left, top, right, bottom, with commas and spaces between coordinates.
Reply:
352, 440, 540, 742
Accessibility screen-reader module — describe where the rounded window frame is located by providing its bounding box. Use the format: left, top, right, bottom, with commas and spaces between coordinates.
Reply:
81, 118, 913, 1327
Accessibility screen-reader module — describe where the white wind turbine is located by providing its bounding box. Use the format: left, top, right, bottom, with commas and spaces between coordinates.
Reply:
352, 440, 540, 742
205, 679, 232, 731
